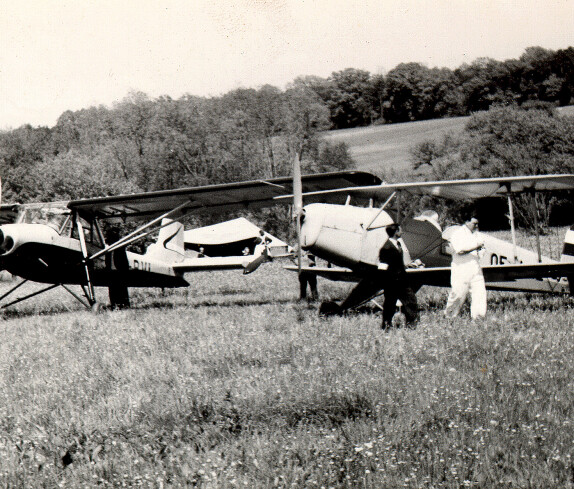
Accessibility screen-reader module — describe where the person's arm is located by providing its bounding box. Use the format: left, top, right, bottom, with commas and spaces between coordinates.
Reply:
457, 242, 484, 255
450, 230, 484, 255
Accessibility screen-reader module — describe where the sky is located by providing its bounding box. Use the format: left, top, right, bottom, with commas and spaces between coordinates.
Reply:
1, 0, 573, 129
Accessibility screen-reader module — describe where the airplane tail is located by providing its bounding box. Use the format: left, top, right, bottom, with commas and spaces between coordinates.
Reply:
560, 226, 574, 263
560, 225, 574, 295
145, 218, 185, 263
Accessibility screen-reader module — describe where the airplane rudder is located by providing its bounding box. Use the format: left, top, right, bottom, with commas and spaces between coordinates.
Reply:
560, 226, 574, 296
146, 218, 185, 262
163, 219, 185, 258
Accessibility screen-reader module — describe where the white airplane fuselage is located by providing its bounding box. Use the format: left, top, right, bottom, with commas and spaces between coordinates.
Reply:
0, 223, 188, 288
300, 203, 450, 269
300, 203, 393, 269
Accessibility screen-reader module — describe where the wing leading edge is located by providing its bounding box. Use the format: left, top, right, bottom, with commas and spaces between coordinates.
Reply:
293, 174, 574, 202
68, 171, 382, 223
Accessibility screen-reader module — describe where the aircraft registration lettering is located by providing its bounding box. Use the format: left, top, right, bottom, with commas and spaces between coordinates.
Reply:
490, 253, 522, 265
132, 259, 151, 272
490, 253, 509, 265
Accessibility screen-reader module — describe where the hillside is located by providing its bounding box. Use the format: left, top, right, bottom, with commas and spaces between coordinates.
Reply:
323, 106, 574, 176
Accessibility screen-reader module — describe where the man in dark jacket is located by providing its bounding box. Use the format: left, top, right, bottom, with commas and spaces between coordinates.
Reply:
378, 224, 418, 329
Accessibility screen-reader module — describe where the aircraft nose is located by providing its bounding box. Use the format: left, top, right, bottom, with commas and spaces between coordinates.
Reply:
300, 205, 322, 248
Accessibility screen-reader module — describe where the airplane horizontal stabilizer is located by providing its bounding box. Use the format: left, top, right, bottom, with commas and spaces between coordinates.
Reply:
283, 265, 360, 282
173, 255, 255, 272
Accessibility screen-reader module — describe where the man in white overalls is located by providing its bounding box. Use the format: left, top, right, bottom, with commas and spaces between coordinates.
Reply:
443, 216, 487, 319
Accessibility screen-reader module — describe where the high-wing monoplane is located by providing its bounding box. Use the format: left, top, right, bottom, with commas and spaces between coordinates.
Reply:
283, 173, 574, 314
184, 217, 291, 258
0, 171, 380, 310
182, 217, 294, 275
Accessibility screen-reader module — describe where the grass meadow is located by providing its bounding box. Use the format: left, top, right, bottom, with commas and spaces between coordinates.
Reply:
3, 111, 574, 488
0, 249, 573, 488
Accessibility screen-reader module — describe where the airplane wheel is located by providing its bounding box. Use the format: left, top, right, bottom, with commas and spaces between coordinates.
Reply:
91, 302, 101, 314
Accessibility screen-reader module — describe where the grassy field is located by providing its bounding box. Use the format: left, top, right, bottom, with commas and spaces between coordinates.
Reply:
322, 116, 468, 176
1, 239, 574, 488
324, 105, 574, 177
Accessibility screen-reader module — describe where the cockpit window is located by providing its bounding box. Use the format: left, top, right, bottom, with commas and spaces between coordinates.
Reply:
17, 203, 104, 247
18, 204, 71, 234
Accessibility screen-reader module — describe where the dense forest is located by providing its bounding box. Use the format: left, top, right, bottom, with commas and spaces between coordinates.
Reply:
1, 46, 574, 212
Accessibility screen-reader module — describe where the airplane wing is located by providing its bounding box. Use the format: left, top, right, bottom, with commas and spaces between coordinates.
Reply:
286, 262, 574, 291
292, 174, 574, 202
184, 217, 292, 258
407, 261, 574, 290
185, 217, 265, 245
68, 171, 382, 223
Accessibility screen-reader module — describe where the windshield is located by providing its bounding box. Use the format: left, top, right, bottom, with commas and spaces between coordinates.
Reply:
18, 203, 71, 234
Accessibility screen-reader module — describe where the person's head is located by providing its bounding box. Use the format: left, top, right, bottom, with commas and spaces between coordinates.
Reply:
387, 223, 401, 238
464, 216, 479, 232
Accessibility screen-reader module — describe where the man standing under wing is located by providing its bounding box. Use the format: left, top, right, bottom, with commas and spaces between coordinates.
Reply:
379, 224, 418, 329
443, 216, 487, 319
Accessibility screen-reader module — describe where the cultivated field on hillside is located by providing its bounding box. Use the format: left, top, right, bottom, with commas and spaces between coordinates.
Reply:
323, 116, 468, 176
1, 227, 574, 487
324, 106, 574, 176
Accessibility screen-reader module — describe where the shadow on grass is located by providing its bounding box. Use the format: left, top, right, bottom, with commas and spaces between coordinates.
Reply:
0, 295, 303, 320
2, 288, 572, 321
0, 303, 85, 320
131, 296, 297, 311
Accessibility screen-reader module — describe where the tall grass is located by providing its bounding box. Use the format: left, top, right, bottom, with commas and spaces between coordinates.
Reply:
0, 257, 573, 487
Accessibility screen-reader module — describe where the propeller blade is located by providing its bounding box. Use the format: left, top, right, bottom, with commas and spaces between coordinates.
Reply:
243, 248, 269, 274
293, 152, 303, 218
293, 152, 303, 275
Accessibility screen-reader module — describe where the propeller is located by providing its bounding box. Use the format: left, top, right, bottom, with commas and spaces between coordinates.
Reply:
293, 151, 303, 275
243, 247, 269, 274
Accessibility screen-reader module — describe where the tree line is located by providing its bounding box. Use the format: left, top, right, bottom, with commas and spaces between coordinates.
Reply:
295, 46, 574, 127
0, 45, 573, 233
0, 87, 354, 203
409, 104, 574, 230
